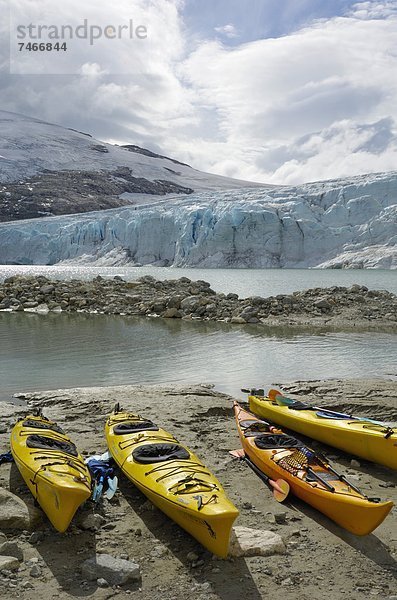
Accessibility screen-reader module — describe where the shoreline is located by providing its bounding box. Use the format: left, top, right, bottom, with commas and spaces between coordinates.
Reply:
0, 379, 396, 599
1, 274, 396, 332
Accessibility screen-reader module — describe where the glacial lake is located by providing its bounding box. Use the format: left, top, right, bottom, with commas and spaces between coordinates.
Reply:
0, 263, 396, 402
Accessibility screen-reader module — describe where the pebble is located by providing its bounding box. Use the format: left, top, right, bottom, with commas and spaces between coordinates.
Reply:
21, 581, 34, 590
97, 578, 110, 588
30, 565, 42, 578
186, 551, 199, 562
350, 459, 361, 468
29, 531, 44, 544
274, 512, 287, 524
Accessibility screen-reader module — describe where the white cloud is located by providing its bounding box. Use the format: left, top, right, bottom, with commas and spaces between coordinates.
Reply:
214, 23, 239, 38
0, 0, 397, 184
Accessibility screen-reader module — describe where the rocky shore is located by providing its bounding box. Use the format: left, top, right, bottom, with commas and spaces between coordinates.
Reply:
0, 379, 396, 600
1, 275, 396, 331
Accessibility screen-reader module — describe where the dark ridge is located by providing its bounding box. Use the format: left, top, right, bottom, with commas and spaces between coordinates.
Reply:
121, 144, 191, 168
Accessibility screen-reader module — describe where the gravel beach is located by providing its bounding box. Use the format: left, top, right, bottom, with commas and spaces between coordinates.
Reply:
0, 379, 396, 600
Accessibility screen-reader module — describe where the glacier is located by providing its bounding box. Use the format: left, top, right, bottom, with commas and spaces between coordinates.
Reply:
0, 171, 396, 268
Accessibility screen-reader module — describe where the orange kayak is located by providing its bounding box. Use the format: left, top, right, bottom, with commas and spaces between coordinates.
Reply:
234, 402, 393, 535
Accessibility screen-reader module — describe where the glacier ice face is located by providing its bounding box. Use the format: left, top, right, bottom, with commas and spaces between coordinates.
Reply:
0, 172, 396, 269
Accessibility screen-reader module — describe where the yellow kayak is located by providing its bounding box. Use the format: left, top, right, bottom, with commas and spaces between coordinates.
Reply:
234, 402, 393, 535
248, 389, 397, 470
10, 415, 91, 532
105, 406, 239, 557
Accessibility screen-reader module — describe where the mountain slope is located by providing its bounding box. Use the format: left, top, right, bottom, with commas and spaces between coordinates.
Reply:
0, 111, 261, 221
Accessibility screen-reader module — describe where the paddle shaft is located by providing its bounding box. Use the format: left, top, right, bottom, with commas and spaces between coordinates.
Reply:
306, 467, 335, 493
243, 454, 275, 488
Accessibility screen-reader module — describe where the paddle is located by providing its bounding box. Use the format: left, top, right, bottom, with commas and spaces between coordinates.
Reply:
267, 389, 386, 426
104, 475, 118, 500
229, 449, 290, 502
92, 475, 104, 503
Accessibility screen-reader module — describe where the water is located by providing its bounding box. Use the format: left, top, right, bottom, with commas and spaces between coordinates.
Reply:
0, 264, 396, 297
0, 311, 395, 402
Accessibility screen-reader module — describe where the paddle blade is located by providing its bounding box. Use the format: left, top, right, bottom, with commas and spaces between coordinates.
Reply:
92, 481, 103, 503
104, 476, 118, 500
229, 449, 245, 458
268, 389, 283, 402
269, 479, 290, 502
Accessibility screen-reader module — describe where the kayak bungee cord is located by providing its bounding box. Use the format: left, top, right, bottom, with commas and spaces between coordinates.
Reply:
145, 460, 210, 481
118, 433, 178, 451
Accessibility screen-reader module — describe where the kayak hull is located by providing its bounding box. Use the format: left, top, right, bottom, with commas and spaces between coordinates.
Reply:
10, 416, 91, 532
249, 395, 397, 470
234, 403, 393, 535
106, 410, 239, 557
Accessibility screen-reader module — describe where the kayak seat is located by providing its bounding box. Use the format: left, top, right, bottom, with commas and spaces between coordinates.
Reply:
254, 434, 303, 450
23, 419, 65, 435
26, 434, 78, 456
113, 420, 159, 435
132, 443, 190, 464
287, 401, 311, 411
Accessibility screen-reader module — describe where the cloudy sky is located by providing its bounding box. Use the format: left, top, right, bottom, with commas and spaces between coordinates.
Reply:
1, 0, 397, 184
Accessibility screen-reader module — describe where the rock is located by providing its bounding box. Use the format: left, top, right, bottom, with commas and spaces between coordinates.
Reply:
274, 512, 287, 524
0, 488, 42, 530
0, 542, 23, 561
97, 578, 110, 588
23, 301, 38, 308
186, 551, 199, 562
229, 527, 286, 557
162, 308, 182, 319
29, 531, 45, 544
35, 303, 50, 313
78, 513, 106, 531
167, 295, 183, 309
21, 580, 34, 590
350, 459, 361, 468
30, 564, 42, 578
81, 554, 140, 585
0, 556, 20, 571
40, 284, 55, 295
231, 316, 247, 324
180, 296, 201, 313
0, 533, 7, 544
314, 298, 332, 310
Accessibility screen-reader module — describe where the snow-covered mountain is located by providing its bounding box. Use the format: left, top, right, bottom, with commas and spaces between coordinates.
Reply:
0, 172, 396, 268
0, 111, 396, 268
0, 110, 260, 221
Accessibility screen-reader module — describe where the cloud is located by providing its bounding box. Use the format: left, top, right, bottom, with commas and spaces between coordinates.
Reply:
0, 0, 397, 184
214, 23, 239, 38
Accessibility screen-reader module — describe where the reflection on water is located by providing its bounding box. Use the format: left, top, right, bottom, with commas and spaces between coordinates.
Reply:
0, 312, 395, 401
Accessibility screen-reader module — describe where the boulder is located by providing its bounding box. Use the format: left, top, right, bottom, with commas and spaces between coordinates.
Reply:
229, 527, 286, 557
314, 298, 332, 310
81, 554, 141, 585
0, 541, 24, 561
0, 488, 42, 530
0, 555, 20, 570
180, 296, 201, 313
77, 513, 106, 531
